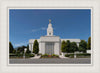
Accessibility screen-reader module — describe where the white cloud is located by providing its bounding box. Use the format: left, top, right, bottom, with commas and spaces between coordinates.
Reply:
32, 29, 40, 32
41, 27, 46, 30
32, 27, 46, 32
15, 43, 24, 47
14, 42, 28, 47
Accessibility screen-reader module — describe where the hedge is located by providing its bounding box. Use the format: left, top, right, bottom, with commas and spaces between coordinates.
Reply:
65, 53, 91, 58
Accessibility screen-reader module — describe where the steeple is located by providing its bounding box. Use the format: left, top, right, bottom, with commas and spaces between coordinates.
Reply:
49, 19, 51, 23
47, 19, 53, 36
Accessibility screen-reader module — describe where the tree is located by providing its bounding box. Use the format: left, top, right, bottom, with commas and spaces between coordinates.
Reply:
33, 40, 39, 54
9, 42, 14, 53
87, 37, 91, 50
61, 40, 66, 52
26, 44, 31, 54
79, 40, 87, 53
17, 46, 27, 54
66, 40, 71, 53
70, 42, 78, 53
13, 49, 16, 53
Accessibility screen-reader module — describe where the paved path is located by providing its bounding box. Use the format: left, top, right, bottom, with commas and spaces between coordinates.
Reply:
29, 55, 41, 59
59, 55, 69, 59
9, 58, 91, 64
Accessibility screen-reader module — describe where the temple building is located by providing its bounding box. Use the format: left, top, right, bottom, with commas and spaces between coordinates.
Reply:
29, 20, 81, 55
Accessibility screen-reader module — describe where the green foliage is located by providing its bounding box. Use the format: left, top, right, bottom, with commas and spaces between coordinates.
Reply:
65, 54, 74, 58
66, 40, 71, 53
61, 40, 66, 52
76, 53, 90, 56
52, 54, 59, 57
25, 53, 35, 57
13, 49, 16, 53
65, 54, 70, 57
10, 53, 35, 58
17, 46, 27, 54
29, 54, 34, 57
87, 37, 91, 50
33, 40, 39, 54
65, 53, 91, 58
42, 54, 48, 56
41, 54, 59, 58
79, 40, 87, 53
76, 53, 91, 58
16, 53, 23, 57
70, 42, 78, 53
26, 44, 31, 54
61, 40, 78, 53
9, 42, 14, 53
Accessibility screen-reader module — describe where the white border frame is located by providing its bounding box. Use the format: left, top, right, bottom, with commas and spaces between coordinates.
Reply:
8, 7, 93, 66
0, 0, 100, 73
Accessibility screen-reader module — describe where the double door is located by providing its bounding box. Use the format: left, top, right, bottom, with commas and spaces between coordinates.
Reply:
45, 42, 54, 55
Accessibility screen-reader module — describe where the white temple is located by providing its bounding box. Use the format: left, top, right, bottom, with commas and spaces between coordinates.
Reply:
29, 20, 81, 55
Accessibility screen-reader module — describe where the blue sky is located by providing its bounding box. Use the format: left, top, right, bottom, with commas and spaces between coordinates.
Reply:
9, 9, 91, 48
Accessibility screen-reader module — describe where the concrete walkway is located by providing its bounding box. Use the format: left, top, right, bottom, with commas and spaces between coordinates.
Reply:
30, 55, 68, 59
59, 55, 69, 59
30, 55, 41, 59
9, 58, 91, 64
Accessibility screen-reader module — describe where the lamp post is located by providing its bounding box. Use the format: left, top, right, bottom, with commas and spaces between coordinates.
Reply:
23, 48, 27, 59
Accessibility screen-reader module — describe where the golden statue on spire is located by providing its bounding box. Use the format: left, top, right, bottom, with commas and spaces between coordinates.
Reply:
49, 19, 51, 23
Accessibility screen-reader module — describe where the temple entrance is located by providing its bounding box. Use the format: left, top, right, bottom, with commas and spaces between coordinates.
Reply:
45, 42, 54, 55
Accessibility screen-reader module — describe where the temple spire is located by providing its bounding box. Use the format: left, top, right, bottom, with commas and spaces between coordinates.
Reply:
49, 19, 51, 23
47, 19, 53, 36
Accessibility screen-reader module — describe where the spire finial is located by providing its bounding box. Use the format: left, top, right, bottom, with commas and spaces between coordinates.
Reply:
49, 19, 51, 23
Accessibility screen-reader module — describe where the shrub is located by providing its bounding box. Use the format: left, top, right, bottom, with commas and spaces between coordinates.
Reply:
29, 54, 34, 57
37, 53, 42, 56
52, 54, 59, 57
65, 54, 70, 57
25, 53, 35, 57
17, 53, 23, 57
65, 54, 74, 58
44, 54, 48, 56
76, 53, 91, 58
41, 54, 48, 57
65, 53, 91, 58
41, 54, 59, 58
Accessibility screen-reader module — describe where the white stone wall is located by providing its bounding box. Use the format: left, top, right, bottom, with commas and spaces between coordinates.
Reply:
40, 42, 45, 54
29, 43, 33, 53
77, 42, 79, 47
39, 43, 41, 54
87, 50, 91, 54
61, 39, 81, 42
54, 42, 60, 55
29, 38, 81, 55
40, 36, 60, 42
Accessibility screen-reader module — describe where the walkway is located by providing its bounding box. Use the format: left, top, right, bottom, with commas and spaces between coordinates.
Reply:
29, 55, 41, 59
9, 58, 91, 64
